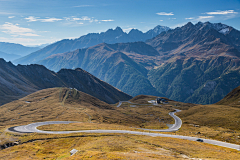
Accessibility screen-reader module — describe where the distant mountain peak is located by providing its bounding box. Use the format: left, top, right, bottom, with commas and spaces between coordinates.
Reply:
153, 25, 169, 31
0, 58, 5, 62
154, 25, 170, 32
184, 22, 194, 28
14, 25, 171, 65
128, 28, 144, 36
115, 26, 124, 32
195, 21, 230, 34
0, 42, 41, 58
146, 25, 170, 37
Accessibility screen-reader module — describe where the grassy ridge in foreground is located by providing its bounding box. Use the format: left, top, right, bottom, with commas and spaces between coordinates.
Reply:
1, 130, 240, 159
1, 88, 240, 159
176, 104, 240, 145
0, 88, 173, 130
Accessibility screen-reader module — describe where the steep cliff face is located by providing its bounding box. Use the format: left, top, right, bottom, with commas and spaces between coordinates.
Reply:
0, 58, 132, 105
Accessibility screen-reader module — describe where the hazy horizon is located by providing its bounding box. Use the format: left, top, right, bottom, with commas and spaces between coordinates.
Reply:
0, 0, 239, 46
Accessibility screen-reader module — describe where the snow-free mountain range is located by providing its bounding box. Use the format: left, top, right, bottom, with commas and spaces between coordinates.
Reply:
0, 42, 47, 61
0, 58, 131, 105
1, 22, 240, 105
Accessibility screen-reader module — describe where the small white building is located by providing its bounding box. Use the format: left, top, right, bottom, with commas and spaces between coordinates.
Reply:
70, 149, 78, 156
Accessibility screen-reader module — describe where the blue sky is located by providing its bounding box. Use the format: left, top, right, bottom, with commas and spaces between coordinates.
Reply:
0, 0, 239, 46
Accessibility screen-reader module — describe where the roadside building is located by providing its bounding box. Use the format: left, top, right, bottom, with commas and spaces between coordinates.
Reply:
156, 98, 168, 104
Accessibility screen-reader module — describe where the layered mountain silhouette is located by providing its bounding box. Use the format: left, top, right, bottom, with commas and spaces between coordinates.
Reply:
0, 42, 41, 61
36, 22, 240, 104
0, 50, 21, 61
14, 25, 170, 65
147, 22, 240, 58
145, 22, 240, 104
0, 58, 132, 105
148, 56, 240, 104
0, 42, 46, 62
39, 42, 162, 97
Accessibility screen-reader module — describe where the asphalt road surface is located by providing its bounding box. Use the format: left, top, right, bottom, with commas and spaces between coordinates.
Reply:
116, 101, 182, 132
136, 109, 182, 132
9, 111, 240, 150
116, 101, 133, 107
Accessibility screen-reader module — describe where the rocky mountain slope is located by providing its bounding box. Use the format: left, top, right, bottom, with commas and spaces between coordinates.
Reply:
38, 22, 240, 104
14, 25, 170, 65
146, 22, 240, 59
0, 58, 131, 105
39, 42, 162, 97
148, 56, 240, 104
216, 85, 240, 105
147, 21, 240, 104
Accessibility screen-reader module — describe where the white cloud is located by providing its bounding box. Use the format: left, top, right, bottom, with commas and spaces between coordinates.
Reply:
206, 10, 238, 15
196, 16, 214, 21
159, 20, 163, 21
203, 10, 238, 20
66, 16, 92, 22
74, 5, 94, 7
101, 19, 114, 22
65, 16, 114, 25
0, 37, 36, 43
0, 37, 60, 46
185, 17, 194, 20
156, 12, 174, 16
8, 16, 15, 19
25, 16, 38, 22
41, 17, 62, 22
25, 16, 62, 22
199, 16, 214, 19
79, 16, 92, 21
0, 22, 39, 37
72, 18, 81, 21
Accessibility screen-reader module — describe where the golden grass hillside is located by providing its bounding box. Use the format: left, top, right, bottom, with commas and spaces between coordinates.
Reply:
177, 104, 240, 130
1, 132, 240, 160
129, 95, 195, 110
0, 87, 175, 130
216, 85, 240, 105
0, 88, 240, 159
176, 104, 240, 145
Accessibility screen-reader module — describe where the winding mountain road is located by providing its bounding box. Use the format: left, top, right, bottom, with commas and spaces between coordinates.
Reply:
8, 103, 240, 151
